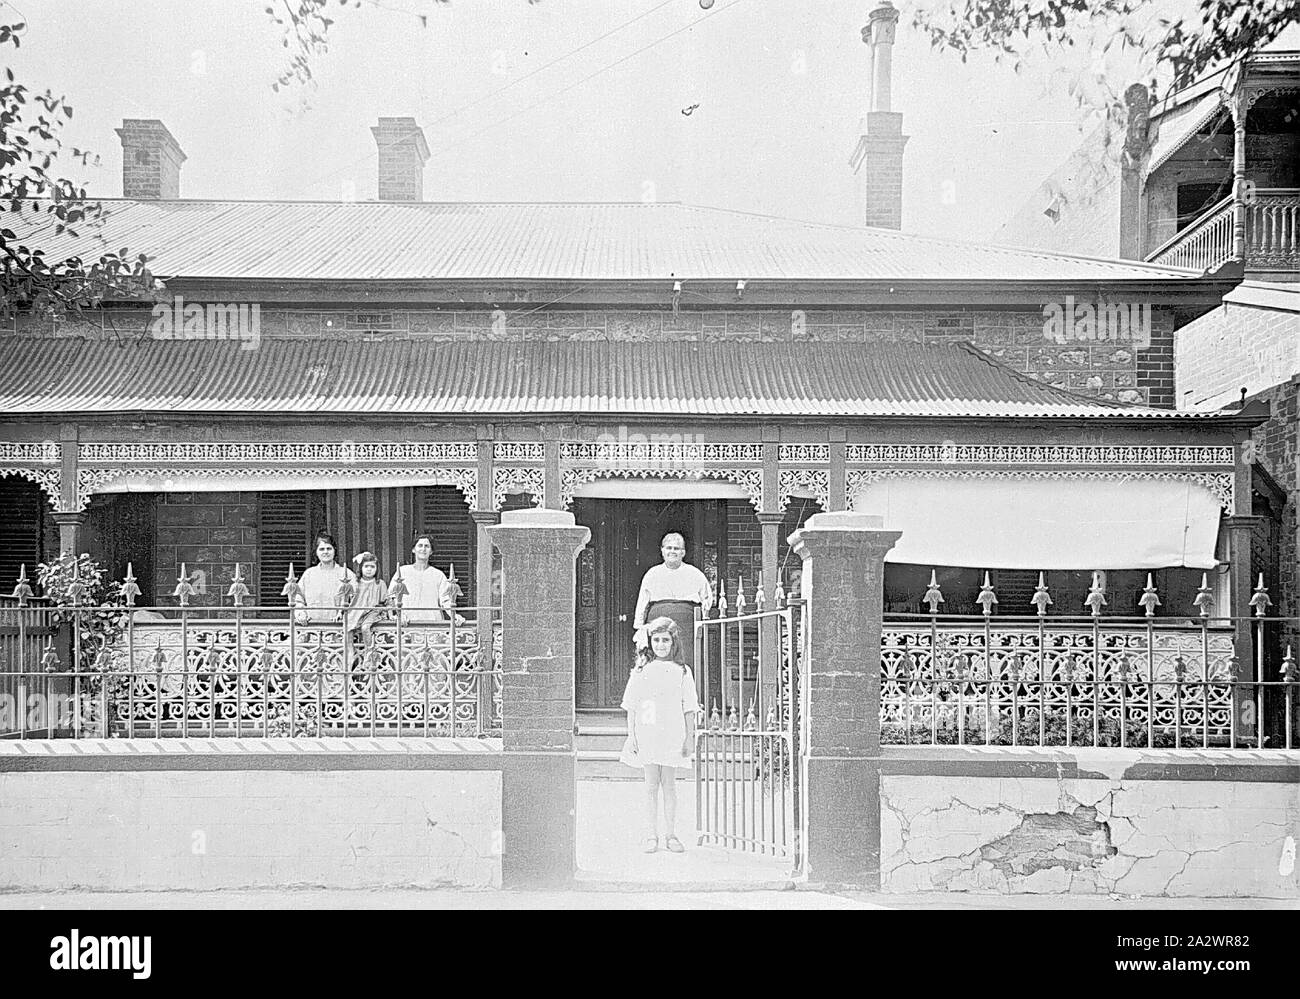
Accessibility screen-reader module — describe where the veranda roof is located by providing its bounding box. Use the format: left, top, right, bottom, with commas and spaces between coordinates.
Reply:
0, 337, 1212, 419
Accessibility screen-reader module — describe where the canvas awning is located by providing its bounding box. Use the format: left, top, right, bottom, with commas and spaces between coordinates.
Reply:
852, 474, 1221, 569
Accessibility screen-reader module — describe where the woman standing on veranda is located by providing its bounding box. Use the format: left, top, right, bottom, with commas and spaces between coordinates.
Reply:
293, 531, 358, 624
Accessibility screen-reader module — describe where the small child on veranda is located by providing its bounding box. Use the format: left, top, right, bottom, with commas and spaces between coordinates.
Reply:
346, 551, 389, 647
618, 615, 700, 854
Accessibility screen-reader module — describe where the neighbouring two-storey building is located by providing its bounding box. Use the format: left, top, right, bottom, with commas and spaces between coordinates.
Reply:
998, 24, 1300, 634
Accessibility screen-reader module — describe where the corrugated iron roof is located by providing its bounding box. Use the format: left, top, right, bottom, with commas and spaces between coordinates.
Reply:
10, 199, 1202, 283
0, 338, 1212, 419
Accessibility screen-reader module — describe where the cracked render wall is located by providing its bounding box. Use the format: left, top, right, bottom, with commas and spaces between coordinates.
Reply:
880, 768, 1300, 897
0, 745, 503, 891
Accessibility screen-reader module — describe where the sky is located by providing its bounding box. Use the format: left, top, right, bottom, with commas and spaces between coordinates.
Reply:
6, 0, 1173, 243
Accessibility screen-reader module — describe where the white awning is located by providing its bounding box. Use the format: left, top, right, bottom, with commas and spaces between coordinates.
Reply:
851, 475, 1221, 570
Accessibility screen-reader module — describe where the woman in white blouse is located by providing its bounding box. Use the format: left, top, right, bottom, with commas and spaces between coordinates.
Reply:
293, 532, 358, 624
388, 533, 457, 624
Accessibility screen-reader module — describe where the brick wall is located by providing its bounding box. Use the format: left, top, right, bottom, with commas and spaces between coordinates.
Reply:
1175, 297, 1300, 411
1175, 295, 1300, 624
1251, 378, 1299, 624
20, 305, 1179, 406
154, 492, 259, 608
724, 500, 761, 591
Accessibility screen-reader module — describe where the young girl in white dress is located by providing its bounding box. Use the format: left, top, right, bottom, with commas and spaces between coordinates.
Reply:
619, 616, 700, 854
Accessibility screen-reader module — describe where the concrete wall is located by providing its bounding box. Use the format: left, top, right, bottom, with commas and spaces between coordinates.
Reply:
878, 749, 1300, 898
0, 739, 503, 891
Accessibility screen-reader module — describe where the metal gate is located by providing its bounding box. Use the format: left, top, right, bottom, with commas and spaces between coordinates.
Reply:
693, 589, 803, 865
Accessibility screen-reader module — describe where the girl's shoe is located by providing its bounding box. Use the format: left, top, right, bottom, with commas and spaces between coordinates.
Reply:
643, 836, 659, 853
664, 835, 686, 853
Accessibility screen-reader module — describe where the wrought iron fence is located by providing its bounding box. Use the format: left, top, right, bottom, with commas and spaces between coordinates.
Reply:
879, 573, 1299, 749
0, 603, 503, 739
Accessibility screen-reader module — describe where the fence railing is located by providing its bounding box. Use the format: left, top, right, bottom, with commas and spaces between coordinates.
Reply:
0, 604, 502, 739
880, 613, 1298, 749
1146, 189, 1300, 272
1246, 188, 1300, 271
1147, 194, 1234, 271
0, 596, 58, 736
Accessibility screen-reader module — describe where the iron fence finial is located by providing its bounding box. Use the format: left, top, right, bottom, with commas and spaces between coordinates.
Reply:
11, 563, 33, 605
227, 562, 249, 607
774, 579, 786, 607
120, 562, 141, 608
1031, 572, 1052, 617
718, 578, 727, 616
736, 576, 746, 614
1085, 571, 1107, 617
67, 556, 87, 605
151, 638, 167, 673
1139, 573, 1161, 617
1193, 573, 1215, 618
1282, 646, 1298, 683
976, 572, 997, 617
923, 569, 944, 615
1249, 574, 1272, 617
755, 582, 766, 610
388, 570, 408, 607
173, 563, 194, 607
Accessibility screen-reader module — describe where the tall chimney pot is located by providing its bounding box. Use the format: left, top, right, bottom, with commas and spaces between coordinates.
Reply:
850, 3, 909, 230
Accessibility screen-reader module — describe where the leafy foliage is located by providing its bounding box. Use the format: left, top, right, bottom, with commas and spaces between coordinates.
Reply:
35, 552, 132, 669
0, 21, 159, 321
910, 0, 1299, 206
913, 0, 1297, 96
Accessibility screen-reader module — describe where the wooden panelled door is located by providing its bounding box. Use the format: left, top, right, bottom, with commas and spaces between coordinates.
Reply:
573, 498, 724, 709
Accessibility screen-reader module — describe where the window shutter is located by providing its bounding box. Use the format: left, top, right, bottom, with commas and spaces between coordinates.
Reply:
418, 486, 475, 600
258, 491, 310, 607
0, 476, 44, 595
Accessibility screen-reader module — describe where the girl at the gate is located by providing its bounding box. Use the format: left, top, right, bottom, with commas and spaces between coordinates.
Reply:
619, 616, 699, 854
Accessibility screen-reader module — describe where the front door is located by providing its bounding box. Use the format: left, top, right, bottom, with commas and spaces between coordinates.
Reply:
573, 498, 724, 709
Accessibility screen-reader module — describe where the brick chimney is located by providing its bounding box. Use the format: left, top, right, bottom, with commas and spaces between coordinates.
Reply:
115, 119, 186, 200
849, 2, 909, 229
370, 117, 430, 202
